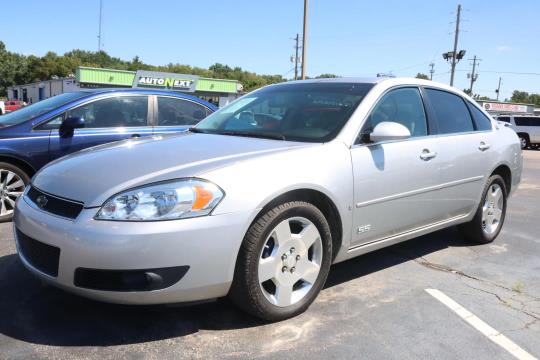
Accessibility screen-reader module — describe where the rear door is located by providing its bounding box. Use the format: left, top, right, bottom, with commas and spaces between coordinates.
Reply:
423, 88, 495, 219
47, 95, 153, 161
153, 96, 209, 136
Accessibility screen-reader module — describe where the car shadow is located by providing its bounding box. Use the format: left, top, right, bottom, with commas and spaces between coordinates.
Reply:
0, 227, 472, 347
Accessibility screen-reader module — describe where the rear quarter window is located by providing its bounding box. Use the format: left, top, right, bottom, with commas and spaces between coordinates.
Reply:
467, 102, 493, 131
514, 117, 540, 126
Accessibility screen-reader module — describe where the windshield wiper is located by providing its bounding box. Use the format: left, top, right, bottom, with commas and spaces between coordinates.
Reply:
214, 131, 286, 141
188, 127, 209, 133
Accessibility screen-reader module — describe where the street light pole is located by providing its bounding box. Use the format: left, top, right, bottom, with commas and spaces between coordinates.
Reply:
301, 0, 308, 80
450, 4, 461, 86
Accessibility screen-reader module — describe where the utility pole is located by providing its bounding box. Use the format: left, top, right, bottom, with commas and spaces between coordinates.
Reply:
97, 0, 103, 51
495, 77, 502, 101
467, 55, 481, 94
301, 0, 308, 80
294, 33, 300, 80
449, 4, 461, 86
429, 62, 435, 80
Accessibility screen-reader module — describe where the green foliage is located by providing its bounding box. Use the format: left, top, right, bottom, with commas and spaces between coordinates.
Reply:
315, 74, 339, 79
510, 90, 540, 106
0, 41, 289, 96
415, 73, 430, 80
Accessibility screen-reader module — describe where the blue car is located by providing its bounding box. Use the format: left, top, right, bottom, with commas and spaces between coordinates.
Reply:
0, 88, 217, 221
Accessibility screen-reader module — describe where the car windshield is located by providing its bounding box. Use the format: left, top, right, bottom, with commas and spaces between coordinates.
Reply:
193, 82, 373, 142
0, 92, 89, 128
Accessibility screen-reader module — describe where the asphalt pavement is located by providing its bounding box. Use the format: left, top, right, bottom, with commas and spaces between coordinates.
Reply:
0, 151, 539, 359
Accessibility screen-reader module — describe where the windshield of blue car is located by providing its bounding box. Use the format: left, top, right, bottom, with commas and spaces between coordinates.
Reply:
0, 92, 89, 128
193, 82, 374, 142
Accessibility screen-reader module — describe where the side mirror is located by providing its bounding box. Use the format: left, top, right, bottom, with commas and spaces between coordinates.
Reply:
369, 121, 411, 143
59, 116, 85, 138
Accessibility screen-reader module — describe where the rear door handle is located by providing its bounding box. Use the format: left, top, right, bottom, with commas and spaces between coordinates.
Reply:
478, 142, 490, 151
420, 149, 437, 161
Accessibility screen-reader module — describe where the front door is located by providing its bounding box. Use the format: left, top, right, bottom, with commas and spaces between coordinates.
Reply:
350, 87, 443, 247
48, 95, 153, 161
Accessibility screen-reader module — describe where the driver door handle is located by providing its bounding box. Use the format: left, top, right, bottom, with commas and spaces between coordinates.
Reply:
131, 134, 141, 138
478, 142, 490, 151
420, 149, 437, 161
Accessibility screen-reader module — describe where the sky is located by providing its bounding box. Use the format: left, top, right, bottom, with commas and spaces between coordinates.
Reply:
0, 0, 539, 100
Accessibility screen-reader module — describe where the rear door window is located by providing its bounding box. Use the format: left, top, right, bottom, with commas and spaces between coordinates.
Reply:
157, 97, 208, 126
425, 89, 474, 134
497, 116, 510, 123
515, 117, 540, 126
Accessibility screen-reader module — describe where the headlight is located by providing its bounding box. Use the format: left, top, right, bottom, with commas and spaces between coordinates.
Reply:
95, 179, 224, 221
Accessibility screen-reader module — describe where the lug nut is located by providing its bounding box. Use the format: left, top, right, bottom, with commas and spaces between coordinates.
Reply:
282, 266, 288, 273
290, 247, 295, 254
296, 255, 301, 261
281, 254, 287, 261
290, 267, 296, 273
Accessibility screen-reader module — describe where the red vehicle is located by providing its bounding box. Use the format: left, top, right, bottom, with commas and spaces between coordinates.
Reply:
4, 100, 24, 112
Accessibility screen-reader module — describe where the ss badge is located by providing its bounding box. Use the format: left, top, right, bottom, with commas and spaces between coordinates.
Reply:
357, 224, 371, 234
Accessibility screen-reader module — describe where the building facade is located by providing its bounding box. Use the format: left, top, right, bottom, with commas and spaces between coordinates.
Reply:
7, 66, 243, 107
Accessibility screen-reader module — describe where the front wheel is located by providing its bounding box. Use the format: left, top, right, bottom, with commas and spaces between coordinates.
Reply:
459, 175, 507, 244
0, 162, 29, 222
229, 201, 332, 321
518, 134, 530, 150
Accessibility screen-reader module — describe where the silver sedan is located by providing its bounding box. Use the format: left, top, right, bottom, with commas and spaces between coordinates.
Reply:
14, 78, 522, 321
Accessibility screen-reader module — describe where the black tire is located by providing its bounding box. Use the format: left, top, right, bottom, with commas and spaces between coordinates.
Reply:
229, 201, 332, 321
0, 162, 30, 223
459, 175, 507, 244
518, 134, 530, 150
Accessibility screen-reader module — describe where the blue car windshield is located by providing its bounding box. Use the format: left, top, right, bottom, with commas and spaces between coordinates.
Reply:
193, 82, 373, 142
0, 92, 89, 127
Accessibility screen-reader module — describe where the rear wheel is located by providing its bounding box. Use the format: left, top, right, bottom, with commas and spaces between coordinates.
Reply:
459, 175, 507, 244
230, 201, 332, 321
0, 162, 29, 222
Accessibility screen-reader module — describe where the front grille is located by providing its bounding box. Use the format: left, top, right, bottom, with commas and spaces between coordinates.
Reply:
26, 186, 84, 219
17, 229, 60, 277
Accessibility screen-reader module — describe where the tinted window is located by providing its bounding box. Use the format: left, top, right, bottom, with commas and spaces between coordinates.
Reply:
157, 97, 207, 126
0, 92, 87, 128
69, 96, 148, 128
515, 117, 540, 126
468, 102, 493, 131
195, 82, 373, 142
497, 116, 510, 123
425, 89, 474, 134
361, 87, 427, 140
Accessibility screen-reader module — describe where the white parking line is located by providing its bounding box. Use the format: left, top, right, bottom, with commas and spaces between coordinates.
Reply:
425, 288, 537, 360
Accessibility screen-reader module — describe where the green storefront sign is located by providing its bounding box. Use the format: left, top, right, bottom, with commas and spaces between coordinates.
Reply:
75, 67, 239, 94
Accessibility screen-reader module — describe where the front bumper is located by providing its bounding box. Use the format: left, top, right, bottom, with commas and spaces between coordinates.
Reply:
14, 196, 254, 304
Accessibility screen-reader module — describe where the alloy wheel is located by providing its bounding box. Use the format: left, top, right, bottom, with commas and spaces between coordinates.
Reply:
0, 169, 25, 217
258, 217, 323, 307
482, 184, 504, 235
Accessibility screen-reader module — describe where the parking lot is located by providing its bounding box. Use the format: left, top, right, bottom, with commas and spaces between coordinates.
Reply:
0, 151, 538, 360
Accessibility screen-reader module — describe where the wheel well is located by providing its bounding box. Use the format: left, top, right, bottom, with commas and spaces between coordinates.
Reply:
257, 189, 343, 260
491, 165, 512, 193
0, 155, 35, 178
517, 132, 530, 140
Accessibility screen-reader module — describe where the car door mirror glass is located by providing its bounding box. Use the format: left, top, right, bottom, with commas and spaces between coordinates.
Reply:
59, 116, 85, 138
370, 121, 411, 143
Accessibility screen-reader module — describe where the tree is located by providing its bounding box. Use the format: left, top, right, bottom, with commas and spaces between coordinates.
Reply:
0, 42, 288, 96
315, 74, 339, 79
415, 73, 430, 80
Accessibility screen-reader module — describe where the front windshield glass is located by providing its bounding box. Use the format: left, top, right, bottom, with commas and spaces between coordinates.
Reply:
0, 92, 89, 128
194, 82, 373, 142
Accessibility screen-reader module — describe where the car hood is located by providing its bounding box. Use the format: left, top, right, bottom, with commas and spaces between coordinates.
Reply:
32, 132, 310, 207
